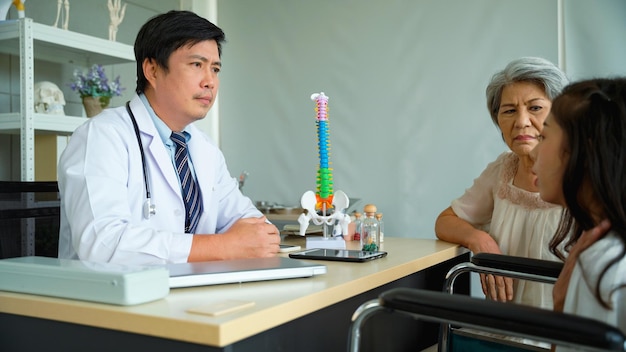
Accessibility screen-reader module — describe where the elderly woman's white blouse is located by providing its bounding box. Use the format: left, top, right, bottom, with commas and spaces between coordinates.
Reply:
451, 151, 564, 309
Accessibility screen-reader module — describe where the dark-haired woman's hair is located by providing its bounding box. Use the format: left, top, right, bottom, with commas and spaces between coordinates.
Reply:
549, 77, 626, 308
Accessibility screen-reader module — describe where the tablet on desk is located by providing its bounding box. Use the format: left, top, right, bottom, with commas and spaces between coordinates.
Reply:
289, 248, 387, 262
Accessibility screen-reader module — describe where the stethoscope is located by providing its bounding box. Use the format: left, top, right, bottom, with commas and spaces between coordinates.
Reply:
126, 102, 157, 219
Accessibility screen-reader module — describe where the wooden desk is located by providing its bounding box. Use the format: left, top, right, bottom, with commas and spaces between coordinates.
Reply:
0, 238, 469, 351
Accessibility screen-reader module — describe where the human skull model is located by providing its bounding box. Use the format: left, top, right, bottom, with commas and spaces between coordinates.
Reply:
34, 81, 66, 115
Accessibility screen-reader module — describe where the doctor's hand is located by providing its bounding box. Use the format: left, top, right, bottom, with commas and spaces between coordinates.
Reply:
188, 216, 280, 262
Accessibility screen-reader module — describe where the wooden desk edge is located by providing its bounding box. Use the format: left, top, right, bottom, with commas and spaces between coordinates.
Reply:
0, 239, 467, 347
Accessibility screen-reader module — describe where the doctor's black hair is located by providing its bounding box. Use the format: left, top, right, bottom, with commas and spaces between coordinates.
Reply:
134, 10, 226, 94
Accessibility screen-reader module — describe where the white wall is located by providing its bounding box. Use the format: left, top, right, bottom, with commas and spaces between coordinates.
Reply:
217, 0, 562, 239
2, 0, 624, 241
564, 0, 626, 80
216, 0, 626, 240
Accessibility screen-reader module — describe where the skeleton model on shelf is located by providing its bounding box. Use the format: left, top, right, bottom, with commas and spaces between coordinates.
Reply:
34, 81, 66, 115
297, 92, 351, 238
107, 0, 126, 42
53, 0, 69, 30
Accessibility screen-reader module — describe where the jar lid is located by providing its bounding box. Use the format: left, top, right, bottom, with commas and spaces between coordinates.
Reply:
363, 204, 377, 213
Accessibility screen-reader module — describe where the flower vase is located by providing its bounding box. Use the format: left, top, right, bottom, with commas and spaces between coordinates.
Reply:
82, 96, 109, 117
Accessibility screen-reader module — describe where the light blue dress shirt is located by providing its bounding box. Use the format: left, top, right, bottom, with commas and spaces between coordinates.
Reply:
138, 93, 198, 181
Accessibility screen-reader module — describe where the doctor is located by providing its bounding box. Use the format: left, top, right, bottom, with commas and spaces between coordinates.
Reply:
58, 10, 280, 265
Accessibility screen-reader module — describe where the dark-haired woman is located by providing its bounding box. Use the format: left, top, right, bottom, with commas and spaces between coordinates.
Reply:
532, 77, 626, 348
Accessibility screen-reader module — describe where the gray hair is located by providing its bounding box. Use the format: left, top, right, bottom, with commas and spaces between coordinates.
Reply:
486, 57, 569, 126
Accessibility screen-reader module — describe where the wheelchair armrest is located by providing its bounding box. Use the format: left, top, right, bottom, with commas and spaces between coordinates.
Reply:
380, 288, 625, 351
471, 253, 563, 279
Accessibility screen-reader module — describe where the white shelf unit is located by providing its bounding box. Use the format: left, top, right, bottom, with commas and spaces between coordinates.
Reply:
0, 18, 134, 181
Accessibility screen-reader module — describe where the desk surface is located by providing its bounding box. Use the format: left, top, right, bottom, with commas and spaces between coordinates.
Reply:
0, 237, 464, 347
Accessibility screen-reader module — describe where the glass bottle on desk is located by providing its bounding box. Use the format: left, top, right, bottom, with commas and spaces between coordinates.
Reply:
360, 204, 380, 251
375, 213, 384, 242
352, 212, 362, 241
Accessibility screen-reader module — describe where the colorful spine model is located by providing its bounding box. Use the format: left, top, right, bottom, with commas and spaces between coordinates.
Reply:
298, 92, 351, 237
313, 92, 334, 212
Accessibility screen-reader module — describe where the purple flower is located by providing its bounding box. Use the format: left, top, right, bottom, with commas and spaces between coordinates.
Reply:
68, 64, 125, 99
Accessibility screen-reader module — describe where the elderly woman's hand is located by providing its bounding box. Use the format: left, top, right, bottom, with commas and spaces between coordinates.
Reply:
470, 233, 515, 302
480, 272, 514, 302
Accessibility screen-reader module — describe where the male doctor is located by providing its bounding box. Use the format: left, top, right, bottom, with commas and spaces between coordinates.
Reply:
58, 10, 280, 265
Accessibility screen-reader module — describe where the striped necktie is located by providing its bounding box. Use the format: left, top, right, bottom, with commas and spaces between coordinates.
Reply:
170, 131, 203, 233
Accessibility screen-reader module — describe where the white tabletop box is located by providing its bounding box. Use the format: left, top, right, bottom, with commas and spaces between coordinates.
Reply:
0, 256, 169, 305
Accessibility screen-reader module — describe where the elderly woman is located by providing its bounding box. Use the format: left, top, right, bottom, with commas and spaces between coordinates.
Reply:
435, 57, 568, 309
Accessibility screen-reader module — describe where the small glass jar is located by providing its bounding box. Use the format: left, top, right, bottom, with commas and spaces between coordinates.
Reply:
360, 204, 380, 251
352, 212, 362, 241
375, 213, 384, 242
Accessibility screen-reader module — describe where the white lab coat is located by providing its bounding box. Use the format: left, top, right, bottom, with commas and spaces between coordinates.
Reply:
58, 95, 262, 265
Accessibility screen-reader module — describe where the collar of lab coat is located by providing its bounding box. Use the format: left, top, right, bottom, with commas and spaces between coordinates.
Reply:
127, 95, 182, 199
